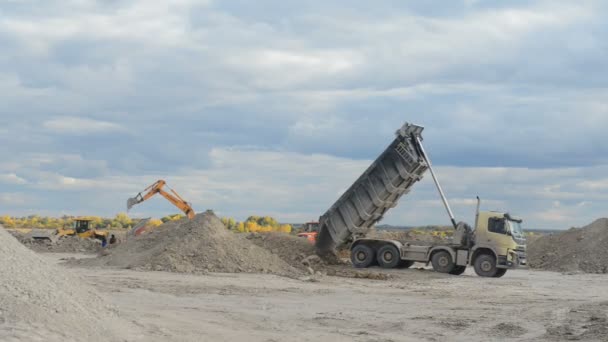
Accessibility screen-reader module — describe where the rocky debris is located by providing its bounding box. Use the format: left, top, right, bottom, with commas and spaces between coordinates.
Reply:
528, 218, 608, 273
71, 211, 301, 277
247, 232, 316, 268
544, 302, 608, 341
20, 235, 103, 254
492, 323, 527, 338
0, 225, 130, 342
246, 232, 394, 280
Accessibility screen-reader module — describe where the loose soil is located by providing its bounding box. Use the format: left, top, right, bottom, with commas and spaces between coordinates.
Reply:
0, 226, 137, 342
20, 235, 104, 254
528, 218, 608, 273
45, 252, 608, 342
72, 211, 301, 277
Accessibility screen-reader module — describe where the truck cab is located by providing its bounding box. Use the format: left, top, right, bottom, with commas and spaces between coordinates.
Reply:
473, 211, 526, 269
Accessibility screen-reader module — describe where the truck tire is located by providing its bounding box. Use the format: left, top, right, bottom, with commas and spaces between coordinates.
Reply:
449, 266, 466, 275
399, 260, 415, 269
431, 250, 455, 274
351, 244, 375, 268
493, 268, 507, 278
474, 253, 498, 277
377, 244, 401, 269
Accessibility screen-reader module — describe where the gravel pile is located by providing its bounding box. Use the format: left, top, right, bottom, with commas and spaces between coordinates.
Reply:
21, 235, 103, 254
73, 211, 300, 277
0, 225, 128, 342
528, 218, 608, 273
246, 232, 390, 280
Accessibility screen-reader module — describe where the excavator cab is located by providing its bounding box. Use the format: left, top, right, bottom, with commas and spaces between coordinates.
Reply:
73, 219, 92, 234
66, 218, 109, 241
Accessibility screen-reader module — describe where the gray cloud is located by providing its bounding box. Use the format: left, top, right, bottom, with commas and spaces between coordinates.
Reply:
1, 0, 607, 229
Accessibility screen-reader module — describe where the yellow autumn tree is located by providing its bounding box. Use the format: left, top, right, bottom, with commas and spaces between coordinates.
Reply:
112, 213, 133, 229
278, 224, 292, 233
0, 215, 15, 228
148, 218, 163, 227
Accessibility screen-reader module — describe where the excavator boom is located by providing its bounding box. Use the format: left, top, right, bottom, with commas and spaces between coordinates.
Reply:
127, 180, 196, 219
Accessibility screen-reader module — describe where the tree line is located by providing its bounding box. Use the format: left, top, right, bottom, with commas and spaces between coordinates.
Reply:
0, 213, 292, 234
221, 215, 292, 233
0, 213, 191, 230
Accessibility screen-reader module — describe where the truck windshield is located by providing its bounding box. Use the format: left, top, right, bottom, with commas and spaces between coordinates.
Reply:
507, 220, 524, 238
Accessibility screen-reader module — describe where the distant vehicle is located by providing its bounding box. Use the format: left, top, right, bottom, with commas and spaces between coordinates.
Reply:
296, 221, 319, 244
315, 123, 526, 278
30, 218, 109, 242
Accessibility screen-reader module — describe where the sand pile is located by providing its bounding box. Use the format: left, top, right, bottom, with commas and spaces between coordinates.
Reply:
0, 225, 131, 342
528, 218, 608, 273
21, 235, 103, 254
73, 211, 300, 277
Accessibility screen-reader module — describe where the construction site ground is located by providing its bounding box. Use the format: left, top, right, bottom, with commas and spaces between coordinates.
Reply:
47, 253, 608, 342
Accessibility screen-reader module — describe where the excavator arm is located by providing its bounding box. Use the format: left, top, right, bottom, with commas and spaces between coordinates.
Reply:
127, 180, 195, 219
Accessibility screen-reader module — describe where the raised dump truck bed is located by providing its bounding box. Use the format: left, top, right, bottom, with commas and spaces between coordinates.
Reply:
315, 123, 429, 253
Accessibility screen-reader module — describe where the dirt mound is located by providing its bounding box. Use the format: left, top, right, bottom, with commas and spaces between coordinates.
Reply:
247, 232, 316, 270
73, 211, 300, 277
528, 218, 608, 273
246, 232, 391, 280
0, 225, 131, 341
21, 235, 103, 254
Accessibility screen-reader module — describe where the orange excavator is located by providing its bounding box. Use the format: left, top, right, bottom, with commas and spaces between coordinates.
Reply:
296, 221, 320, 244
126, 180, 195, 219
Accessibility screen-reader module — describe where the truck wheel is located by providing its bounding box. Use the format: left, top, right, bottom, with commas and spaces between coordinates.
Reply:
351, 244, 375, 268
377, 244, 401, 269
431, 251, 455, 274
449, 266, 466, 275
399, 260, 415, 269
493, 268, 507, 278
474, 254, 498, 277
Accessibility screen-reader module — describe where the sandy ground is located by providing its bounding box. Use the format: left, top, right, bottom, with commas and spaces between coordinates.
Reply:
46, 254, 608, 342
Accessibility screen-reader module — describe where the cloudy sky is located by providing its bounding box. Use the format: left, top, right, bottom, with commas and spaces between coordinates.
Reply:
1, 0, 607, 229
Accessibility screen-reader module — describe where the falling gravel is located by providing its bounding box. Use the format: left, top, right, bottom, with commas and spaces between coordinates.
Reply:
528, 218, 608, 273
247, 232, 318, 271
72, 211, 301, 277
0, 225, 132, 342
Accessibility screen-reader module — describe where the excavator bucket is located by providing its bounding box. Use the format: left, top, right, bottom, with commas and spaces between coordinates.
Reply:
127, 197, 141, 211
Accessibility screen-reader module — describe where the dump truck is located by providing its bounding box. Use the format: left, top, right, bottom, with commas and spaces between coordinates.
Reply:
315, 123, 526, 278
